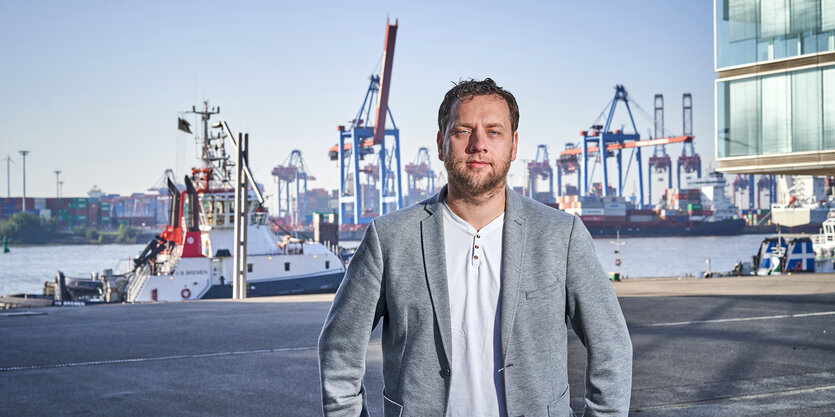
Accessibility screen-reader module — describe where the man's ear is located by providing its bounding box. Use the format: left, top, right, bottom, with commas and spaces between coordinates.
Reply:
510, 130, 518, 161
436, 131, 444, 161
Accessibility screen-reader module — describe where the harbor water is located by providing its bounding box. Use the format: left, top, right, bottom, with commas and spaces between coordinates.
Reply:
0, 244, 145, 296
0, 234, 777, 296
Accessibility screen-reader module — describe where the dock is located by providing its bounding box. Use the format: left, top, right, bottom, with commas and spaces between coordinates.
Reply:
1, 274, 834, 416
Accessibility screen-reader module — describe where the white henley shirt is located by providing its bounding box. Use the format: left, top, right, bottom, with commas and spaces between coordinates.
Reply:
441, 199, 507, 417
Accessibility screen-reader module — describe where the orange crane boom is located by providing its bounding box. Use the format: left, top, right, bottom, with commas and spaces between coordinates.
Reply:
373, 19, 398, 145
560, 135, 693, 156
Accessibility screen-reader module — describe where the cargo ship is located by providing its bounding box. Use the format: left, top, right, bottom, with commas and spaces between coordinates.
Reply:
549, 171, 745, 237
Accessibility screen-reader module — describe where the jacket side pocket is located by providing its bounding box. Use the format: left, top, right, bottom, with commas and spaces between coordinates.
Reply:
547, 385, 574, 417
383, 392, 403, 417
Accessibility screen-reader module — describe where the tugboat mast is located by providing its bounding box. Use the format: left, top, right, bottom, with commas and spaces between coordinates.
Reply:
188, 101, 220, 171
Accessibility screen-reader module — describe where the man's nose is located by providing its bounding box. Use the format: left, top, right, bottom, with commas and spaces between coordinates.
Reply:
467, 129, 487, 153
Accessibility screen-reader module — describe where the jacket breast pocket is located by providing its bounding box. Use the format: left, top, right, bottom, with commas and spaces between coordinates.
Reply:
525, 282, 561, 299
383, 392, 403, 417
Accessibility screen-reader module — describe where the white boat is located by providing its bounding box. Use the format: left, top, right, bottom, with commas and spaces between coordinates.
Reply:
50, 103, 345, 303
812, 210, 835, 273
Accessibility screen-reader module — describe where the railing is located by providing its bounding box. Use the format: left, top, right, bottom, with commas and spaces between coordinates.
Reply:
126, 264, 151, 303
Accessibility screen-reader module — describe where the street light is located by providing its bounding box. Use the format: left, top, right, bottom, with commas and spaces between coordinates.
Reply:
59, 181, 64, 199
18, 150, 30, 211
54, 170, 62, 199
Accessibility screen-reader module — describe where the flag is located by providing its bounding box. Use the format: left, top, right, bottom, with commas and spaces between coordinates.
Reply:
178, 117, 192, 134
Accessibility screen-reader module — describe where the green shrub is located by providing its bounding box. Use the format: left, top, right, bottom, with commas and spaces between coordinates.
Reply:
0, 212, 58, 244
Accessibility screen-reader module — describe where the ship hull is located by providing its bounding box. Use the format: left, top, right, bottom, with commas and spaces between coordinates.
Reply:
201, 270, 345, 299
583, 218, 746, 238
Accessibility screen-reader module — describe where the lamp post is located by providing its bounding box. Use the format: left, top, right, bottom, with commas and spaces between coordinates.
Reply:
54, 170, 62, 199
59, 181, 64, 199
18, 150, 30, 211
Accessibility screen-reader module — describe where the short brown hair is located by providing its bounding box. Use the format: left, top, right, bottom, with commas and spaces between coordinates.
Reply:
437, 78, 519, 135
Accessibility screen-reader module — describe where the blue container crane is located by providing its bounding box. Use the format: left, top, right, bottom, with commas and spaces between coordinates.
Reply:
578, 85, 645, 206
329, 19, 402, 225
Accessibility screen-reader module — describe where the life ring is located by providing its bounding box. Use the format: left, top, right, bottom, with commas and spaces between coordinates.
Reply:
181, 288, 191, 299
615, 259, 621, 267
794, 262, 802, 272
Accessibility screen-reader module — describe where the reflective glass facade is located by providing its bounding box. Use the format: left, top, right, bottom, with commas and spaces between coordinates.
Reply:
716, 0, 835, 69
717, 66, 835, 157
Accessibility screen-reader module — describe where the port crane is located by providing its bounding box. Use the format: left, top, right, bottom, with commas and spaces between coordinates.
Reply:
559, 86, 699, 209
405, 147, 435, 206
271, 150, 314, 225
527, 145, 554, 203
676, 93, 702, 188
756, 175, 776, 209
329, 19, 402, 225
647, 94, 672, 206
732, 174, 754, 209
555, 143, 581, 197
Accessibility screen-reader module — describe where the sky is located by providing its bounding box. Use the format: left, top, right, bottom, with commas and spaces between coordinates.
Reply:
0, 0, 716, 209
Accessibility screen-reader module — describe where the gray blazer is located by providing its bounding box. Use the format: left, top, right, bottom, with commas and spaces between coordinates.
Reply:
319, 186, 632, 417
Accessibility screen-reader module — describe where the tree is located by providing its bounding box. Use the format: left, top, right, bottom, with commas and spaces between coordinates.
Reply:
116, 224, 138, 243
0, 212, 58, 244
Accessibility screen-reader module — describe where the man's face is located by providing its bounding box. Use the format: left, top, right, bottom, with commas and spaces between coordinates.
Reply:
437, 94, 518, 197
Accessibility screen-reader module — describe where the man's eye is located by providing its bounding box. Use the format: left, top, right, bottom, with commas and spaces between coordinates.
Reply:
456, 130, 470, 135
489, 130, 500, 135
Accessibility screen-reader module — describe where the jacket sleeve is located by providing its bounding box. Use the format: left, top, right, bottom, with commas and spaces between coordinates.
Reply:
564, 215, 633, 417
318, 219, 387, 417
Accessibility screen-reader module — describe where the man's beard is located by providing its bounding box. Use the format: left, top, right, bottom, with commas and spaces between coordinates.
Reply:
444, 152, 511, 199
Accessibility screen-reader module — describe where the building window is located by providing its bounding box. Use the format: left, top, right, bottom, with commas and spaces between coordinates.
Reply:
824, 67, 835, 148
717, 65, 835, 159
325, 261, 330, 269
285, 262, 290, 271
792, 68, 822, 152
247, 263, 253, 273
761, 73, 791, 154
716, 0, 835, 68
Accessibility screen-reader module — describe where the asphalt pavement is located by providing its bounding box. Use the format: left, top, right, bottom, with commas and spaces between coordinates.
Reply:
1, 275, 833, 416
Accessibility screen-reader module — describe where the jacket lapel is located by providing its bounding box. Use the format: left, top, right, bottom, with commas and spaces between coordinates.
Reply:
500, 187, 526, 359
420, 188, 453, 364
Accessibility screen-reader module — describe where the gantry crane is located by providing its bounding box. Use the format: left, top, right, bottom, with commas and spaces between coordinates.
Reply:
676, 93, 702, 188
527, 145, 554, 203
555, 143, 581, 197
558, 86, 698, 208
560, 85, 695, 208
328, 19, 402, 225
271, 150, 315, 225
405, 147, 435, 206
732, 174, 754, 209
647, 94, 672, 205
757, 175, 776, 209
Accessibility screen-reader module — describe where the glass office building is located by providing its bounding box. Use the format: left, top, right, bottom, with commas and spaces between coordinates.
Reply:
716, 0, 835, 175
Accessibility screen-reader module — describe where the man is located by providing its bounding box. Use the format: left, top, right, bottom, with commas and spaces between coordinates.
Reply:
319, 78, 632, 416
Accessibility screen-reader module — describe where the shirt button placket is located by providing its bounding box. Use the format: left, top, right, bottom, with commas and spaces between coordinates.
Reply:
472, 233, 482, 267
